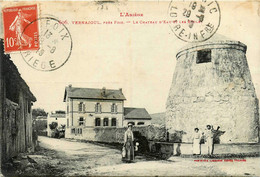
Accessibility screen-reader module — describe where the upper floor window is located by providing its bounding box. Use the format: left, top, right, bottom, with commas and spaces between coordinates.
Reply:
79, 117, 84, 126
197, 49, 211, 64
111, 118, 117, 127
95, 118, 101, 126
78, 102, 85, 112
95, 103, 101, 113
111, 103, 117, 113
103, 118, 109, 126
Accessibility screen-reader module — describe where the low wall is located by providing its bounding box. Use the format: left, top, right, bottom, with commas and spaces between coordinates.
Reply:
66, 125, 166, 143
173, 143, 260, 155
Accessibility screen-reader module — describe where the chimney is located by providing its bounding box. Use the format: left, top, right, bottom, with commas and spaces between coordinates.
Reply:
119, 88, 122, 93
68, 84, 72, 90
102, 87, 106, 97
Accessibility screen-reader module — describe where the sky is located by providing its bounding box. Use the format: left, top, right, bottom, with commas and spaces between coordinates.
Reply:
1, 1, 260, 114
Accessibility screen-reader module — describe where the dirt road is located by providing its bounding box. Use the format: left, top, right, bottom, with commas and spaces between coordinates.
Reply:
36, 136, 260, 176
38, 136, 124, 176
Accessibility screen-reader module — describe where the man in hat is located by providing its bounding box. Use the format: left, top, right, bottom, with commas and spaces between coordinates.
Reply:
204, 125, 220, 155
205, 125, 214, 155
123, 123, 134, 162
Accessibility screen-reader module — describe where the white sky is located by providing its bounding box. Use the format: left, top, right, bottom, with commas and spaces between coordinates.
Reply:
1, 1, 260, 114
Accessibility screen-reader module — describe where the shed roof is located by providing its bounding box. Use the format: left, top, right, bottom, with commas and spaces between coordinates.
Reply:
0, 39, 36, 102
124, 107, 152, 120
64, 86, 126, 101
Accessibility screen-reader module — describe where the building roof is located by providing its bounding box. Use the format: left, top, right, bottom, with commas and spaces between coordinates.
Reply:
64, 86, 126, 101
49, 113, 66, 118
1, 39, 36, 102
176, 34, 247, 58
124, 107, 152, 120
36, 116, 47, 120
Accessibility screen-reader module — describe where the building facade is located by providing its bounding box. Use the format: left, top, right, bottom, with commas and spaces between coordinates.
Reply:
47, 111, 66, 137
0, 39, 36, 167
124, 107, 152, 126
166, 39, 259, 144
64, 85, 151, 138
35, 116, 47, 136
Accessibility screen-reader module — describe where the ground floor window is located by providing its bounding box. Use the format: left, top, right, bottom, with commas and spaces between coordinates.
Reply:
137, 122, 144, 125
111, 118, 116, 126
128, 122, 135, 125
71, 128, 75, 134
77, 128, 82, 134
103, 118, 109, 126
95, 118, 101, 126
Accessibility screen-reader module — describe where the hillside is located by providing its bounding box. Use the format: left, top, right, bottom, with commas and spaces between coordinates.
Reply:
150, 112, 165, 125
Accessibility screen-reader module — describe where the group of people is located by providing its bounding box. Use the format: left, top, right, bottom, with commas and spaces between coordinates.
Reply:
121, 123, 220, 163
193, 125, 220, 155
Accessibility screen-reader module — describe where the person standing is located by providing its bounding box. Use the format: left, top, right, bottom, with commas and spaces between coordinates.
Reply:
193, 128, 201, 155
123, 123, 134, 162
205, 125, 214, 155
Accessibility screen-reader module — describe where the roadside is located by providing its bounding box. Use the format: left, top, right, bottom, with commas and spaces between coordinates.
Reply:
2, 136, 260, 176
2, 146, 64, 176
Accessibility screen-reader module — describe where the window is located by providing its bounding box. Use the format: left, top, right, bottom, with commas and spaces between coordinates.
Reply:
78, 128, 82, 134
75, 128, 82, 135
67, 105, 69, 113
111, 103, 117, 113
95, 103, 101, 113
78, 102, 85, 112
111, 118, 117, 126
67, 118, 69, 127
128, 122, 135, 125
95, 118, 101, 126
137, 122, 145, 125
71, 128, 75, 134
55, 118, 57, 120
79, 117, 84, 126
103, 118, 109, 126
28, 101, 31, 113
197, 49, 211, 64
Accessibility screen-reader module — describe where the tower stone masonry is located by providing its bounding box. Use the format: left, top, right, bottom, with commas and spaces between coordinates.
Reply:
166, 40, 259, 144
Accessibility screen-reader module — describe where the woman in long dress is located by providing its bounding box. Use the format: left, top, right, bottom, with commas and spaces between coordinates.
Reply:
123, 123, 134, 162
193, 128, 201, 155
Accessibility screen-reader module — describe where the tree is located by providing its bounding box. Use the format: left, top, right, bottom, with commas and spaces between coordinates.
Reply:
49, 122, 59, 138
49, 122, 58, 130
32, 108, 47, 118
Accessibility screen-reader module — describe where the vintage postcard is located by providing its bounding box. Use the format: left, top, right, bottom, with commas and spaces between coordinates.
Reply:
0, 0, 260, 176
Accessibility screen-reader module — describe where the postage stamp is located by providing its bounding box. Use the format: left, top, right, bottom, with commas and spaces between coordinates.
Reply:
168, 0, 220, 42
20, 17, 72, 71
2, 4, 39, 53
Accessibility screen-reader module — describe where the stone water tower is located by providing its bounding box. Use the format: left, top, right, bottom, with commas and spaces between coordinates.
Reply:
166, 39, 259, 144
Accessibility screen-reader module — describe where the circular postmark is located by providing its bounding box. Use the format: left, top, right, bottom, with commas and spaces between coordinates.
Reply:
21, 17, 72, 71
168, 0, 221, 42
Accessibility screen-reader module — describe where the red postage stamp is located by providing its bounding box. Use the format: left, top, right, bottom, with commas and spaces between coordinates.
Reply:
2, 4, 39, 53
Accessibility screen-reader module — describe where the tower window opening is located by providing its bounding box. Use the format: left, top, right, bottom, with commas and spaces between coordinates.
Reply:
197, 49, 211, 64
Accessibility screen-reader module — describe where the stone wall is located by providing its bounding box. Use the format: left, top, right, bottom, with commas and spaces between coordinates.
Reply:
166, 41, 259, 143
66, 125, 166, 143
